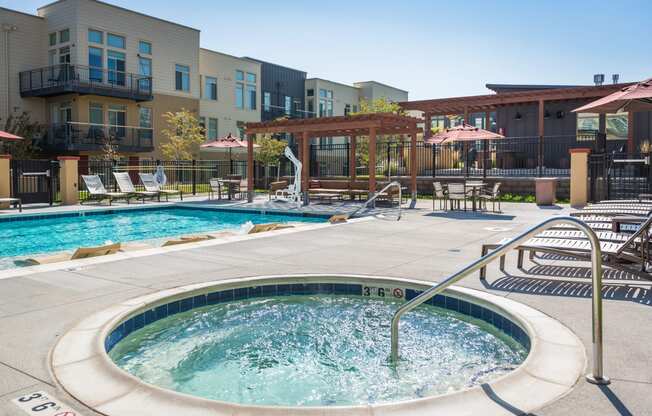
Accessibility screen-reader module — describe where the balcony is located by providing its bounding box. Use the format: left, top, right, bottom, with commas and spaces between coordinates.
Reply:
19, 64, 153, 102
262, 106, 314, 121
40, 122, 154, 153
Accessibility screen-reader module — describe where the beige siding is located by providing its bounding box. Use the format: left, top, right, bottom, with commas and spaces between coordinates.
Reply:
39, 0, 201, 98
0, 8, 47, 123
198, 49, 261, 141
354, 81, 408, 103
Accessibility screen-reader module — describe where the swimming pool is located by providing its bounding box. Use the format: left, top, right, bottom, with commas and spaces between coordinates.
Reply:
0, 206, 325, 268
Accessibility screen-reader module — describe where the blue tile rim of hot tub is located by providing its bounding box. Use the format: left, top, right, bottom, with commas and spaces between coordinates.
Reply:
105, 283, 531, 354
0, 205, 331, 223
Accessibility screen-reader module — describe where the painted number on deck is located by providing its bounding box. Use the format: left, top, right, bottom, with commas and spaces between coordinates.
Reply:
362, 286, 404, 299
12, 391, 77, 416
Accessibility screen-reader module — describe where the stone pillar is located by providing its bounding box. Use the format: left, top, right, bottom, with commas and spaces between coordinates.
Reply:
368, 127, 377, 195
569, 148, 591, 208
302, 131, 310, 205
349, 135, 356, 180
410, 130, 417, 201
247, 133, 254, 202
58, 156, 80, 205
0, 155, 10, 208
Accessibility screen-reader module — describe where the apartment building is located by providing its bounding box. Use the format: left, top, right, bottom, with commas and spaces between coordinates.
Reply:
1, 0, 262, 161
198, 49, 261, 143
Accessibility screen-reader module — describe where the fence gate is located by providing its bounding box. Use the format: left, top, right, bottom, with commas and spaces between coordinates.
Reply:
11, 159, 58, 205
589, 153, 651, 201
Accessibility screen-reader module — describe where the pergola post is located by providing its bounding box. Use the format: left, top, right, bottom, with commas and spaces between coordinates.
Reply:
368, 127, 377, 195
247, 133, 254, 202
423, 112, 432, 141
302, 131, 310, 205
410, 129, 417, 201
349, 135, 356, 180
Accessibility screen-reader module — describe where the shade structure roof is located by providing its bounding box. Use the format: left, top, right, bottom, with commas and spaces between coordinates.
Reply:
244, 113, 422, 137
426, 124, 504, 144
573, 78, 652, 113
200, 133, 257, 150
0, 130, 23, 141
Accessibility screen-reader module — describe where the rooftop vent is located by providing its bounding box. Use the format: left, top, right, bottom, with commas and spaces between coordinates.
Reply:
612, 74, 620, 84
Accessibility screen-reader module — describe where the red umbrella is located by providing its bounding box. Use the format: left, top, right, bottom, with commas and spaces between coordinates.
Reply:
0, 130, 23, 141
426, 124, 504, 144
573, 78, 652, 113
200, 133, 259, 174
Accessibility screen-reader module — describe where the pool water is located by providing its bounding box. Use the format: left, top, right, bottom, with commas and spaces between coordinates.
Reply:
0, 207, 323, 266
110, 295, 527, 406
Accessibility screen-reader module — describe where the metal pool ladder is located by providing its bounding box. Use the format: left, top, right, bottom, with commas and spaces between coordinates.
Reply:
350, 181, 402, 220
390, 216, 610, 385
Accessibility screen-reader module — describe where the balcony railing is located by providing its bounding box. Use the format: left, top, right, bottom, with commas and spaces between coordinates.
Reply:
262, 106, 315, 121
19, 64, 153, 101
40, 122, 154, 153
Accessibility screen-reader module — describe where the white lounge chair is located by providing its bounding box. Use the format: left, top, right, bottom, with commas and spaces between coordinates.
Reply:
0, 197, 21, 212
139, 173, 183, 201
81, 175, 130, 205
113, 172, 158, 203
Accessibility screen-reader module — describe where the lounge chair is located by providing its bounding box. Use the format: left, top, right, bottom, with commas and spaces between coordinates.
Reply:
432, 182, 448, 211
16, 243, 122, 266
480, 214, 652, 280
139, 173, 183, 201
113, 172, 159, 203
162, 235, 214, 247
81, 175, 130, 205
0, 197, 22, 212
329, 214, 349, 224
248, 223, 293, 234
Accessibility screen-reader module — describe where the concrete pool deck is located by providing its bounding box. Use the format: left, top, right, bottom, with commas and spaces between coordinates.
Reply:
0, 200, 650, 415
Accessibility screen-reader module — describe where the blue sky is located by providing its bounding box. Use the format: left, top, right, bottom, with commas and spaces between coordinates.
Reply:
4, 0, 651, 100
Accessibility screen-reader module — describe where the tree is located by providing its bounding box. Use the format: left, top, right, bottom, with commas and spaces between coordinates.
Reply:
255, 135, 287, 189
101, 130, 120, 161
160, 109, 205, 160
0, 112, 43, 158
350, 98, 405, 175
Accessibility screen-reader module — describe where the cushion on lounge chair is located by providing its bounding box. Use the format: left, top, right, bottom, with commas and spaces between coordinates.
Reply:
248, 223, 293, 234
17, 243, 122, 266
329, 214, 349, 224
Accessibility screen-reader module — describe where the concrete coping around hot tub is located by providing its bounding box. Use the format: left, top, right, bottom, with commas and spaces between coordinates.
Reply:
50, 274, 586, 416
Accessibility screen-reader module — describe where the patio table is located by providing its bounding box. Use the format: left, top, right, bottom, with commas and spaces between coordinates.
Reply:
217, 179, 242, 200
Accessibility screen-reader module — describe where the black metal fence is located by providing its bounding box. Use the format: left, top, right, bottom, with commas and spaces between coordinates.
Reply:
306, 135, 602, 178
10, 159, 59, 205
589, 152, 652, 201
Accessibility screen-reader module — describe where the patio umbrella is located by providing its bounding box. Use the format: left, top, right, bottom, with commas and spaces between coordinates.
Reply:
200, 133, 259, 174
0, 130, 23, 141
573, 78, 652, 113
426, 124, 504, 144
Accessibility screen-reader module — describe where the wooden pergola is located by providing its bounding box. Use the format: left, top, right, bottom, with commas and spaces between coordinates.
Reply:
244, 113, 422, 203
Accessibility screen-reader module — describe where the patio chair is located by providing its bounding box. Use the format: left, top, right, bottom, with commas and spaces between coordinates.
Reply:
208, 178, 226, 200
139, 173, 183, 201
269, 180, 288, 200
0, 197, 22, 212
113, 172, 159, 203
479, 182, 501, 213
81, 175, 130, 205
432, 182, 448, 211
447, 183, 469, 211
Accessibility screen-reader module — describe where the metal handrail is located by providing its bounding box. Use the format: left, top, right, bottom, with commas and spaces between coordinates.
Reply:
390, 216, 610, 385
350, 181, 402, 220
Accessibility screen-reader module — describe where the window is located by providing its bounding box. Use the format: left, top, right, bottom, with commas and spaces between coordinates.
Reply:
88, 47, 103, 82
326, 101, 333, 116
139, 107, 153, 141
344, 104, 351, 116
88, 29, 103, 44
108, 50, 126, 85
59, 29, 70, 43
307, 99, 314, 116
235, 70, 244, 81
49, 32, 57, 46
107, 33, 125, 49
89, 103, 103, 125
199, 117, 206, 131
246, 84, 256, 110
306, 88, 314, 97
263, 92, 271, 112
352, 104, 358, 113
204, 76, 217, 100
139, 40, 152, 55
284, 96, 291, 115
59, 46, 70, 64
576, 112, 629, 141
48, 49, 56, 66
138, 57, 152, 91
108, 105, 127, 138
175, 64, 190, 92
319, 89, 327, 98
208, 118, 218, 140
317, 89, 334, 117
319, 99, 326, 117
326, 90, 333, 99
235, 83, 244, 109
246, 72, 256, 83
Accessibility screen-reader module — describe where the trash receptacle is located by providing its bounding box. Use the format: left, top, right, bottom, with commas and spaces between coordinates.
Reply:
535, 177, 557, 206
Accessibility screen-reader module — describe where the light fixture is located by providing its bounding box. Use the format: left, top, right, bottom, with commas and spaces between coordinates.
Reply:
544, 110, 551, 119
514, 112, 522, 120
556, 111, 565, 119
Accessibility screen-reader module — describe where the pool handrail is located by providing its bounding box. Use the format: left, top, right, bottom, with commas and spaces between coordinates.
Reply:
390, 216, 610, 385
350, 181, 402, 220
